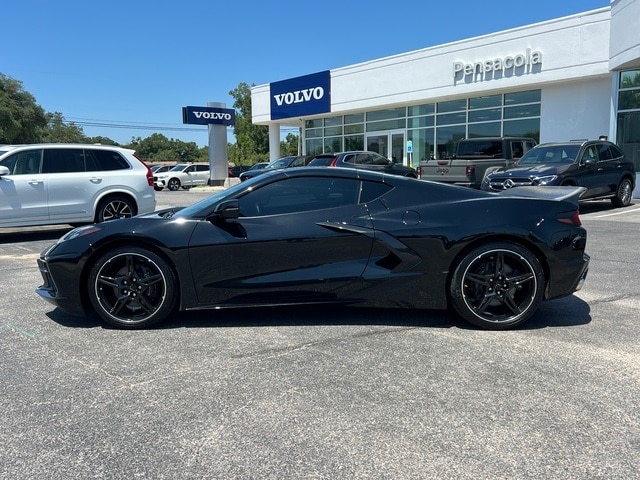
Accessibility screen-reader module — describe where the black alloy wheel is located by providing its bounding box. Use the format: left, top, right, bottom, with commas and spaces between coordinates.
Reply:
168, 178, 181, 191
96, 196, 135, 223
88, 247, 177, 329
450, 242, 544, 329
612, 178, 633, 207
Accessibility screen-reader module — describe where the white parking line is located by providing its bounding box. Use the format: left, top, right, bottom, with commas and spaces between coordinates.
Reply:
594, 206, 640, 218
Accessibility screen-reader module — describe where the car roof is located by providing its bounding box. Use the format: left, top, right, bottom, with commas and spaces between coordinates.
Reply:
0, 143, 135, 153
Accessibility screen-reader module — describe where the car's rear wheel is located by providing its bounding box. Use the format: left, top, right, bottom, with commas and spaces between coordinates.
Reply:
168, 178, 181, 191
96, 195, 136, 223
449, 242, 544, 329
612, 178, 633, 207
88, 247, 177, 329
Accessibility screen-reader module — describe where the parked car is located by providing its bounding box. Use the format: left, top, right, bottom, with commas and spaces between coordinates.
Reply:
0, 143, 155, 228
308, 151, 418, 178
481, 139, 636, 207
154, 163, 210, 191
150, 164, 171, 174
37, 167, 589, 331
239, 156, 313, 181
228, 165, 252, 177
418, 137, 536, 188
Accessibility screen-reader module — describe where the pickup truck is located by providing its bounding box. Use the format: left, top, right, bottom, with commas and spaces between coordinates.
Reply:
418, 137, 536, 188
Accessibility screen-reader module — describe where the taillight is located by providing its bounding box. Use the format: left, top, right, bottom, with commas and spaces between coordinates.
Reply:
465, 165, 476, 177
555, 211, 582, 226
132, 153, 155, 187
417, 166, 423, 176
329, 157, 338, 167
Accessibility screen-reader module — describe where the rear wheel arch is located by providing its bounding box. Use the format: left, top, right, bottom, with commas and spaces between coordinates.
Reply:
448, 240, 546, 329
94, 193, 138, 223
446, 235, 550, 303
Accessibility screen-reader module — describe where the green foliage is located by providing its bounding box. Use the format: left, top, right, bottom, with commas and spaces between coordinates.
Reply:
42, 112, 86, 143
0, 73, 47, 143
229, 82, 269, 162
124, 132, 206, 162
280, 132, 300, 156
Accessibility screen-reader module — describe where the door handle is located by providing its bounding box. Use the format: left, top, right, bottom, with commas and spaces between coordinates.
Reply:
28, 180, 43, 185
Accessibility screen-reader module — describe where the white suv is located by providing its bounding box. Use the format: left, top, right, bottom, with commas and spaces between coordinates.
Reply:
153, 163, 210, 191
0, 144, 156, 228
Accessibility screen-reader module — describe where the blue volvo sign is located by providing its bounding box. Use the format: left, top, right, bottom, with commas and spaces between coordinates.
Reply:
182, 106, 236, 126
270, 71, 331, 120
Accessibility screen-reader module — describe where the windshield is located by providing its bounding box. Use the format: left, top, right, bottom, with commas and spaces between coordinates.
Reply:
169, 163, 188, 171
266, 157, 294, 169
518, 145, 580, 165
173, 180, 249, 219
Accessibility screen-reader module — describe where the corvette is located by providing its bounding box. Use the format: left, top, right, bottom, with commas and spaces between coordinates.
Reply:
36, 168, 589, 330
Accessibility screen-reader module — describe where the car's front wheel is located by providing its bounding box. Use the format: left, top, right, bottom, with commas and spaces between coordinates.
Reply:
449, 242, 544, 329
612, 178, 633, 207
96, 195, 136, 222
88, 247, 177, 329
167, 178, 181, 191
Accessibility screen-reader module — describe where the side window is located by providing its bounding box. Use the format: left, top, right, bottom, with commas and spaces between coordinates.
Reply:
596, 144, 614, 161
371, 153, 389, 166
43, 149, 86, 173
355, 154, 373, 165
185, 165, 195, 173
85, 149, 129, 171
525, 141, 536, 152
1, 149, 43, 175
511, 142, 524, 159
359, 180, 393, 203
197, 164, 209, 172
343, 154, 357, 164
580, 146, 598, 164
238, 177, 361, 217
609, 144, 624, 159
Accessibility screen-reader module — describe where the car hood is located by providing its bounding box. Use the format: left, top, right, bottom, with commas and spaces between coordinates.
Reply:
494, 163, 571, 177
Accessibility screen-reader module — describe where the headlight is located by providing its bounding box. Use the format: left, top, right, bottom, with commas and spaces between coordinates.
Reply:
533, 175, 558, 185
58, 225, 101, 243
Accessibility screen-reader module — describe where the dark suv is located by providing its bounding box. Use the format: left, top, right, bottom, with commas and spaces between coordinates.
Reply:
309, 151, 418, 178
481, 139, 636, 207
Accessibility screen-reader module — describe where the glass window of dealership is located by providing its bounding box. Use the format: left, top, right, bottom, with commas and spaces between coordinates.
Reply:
617, 69, 640, 169
305, 89, 542, 167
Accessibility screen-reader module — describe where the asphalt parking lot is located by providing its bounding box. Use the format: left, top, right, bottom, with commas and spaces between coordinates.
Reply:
1, 189, 640, 479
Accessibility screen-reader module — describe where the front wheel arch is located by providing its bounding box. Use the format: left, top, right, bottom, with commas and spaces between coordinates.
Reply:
87, 245, 178, 329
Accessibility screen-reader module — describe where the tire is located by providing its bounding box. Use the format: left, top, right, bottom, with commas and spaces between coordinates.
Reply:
167, 178, 181, 191
88, 247, 177, 329
611, 178, 633, 207
449, 242, 544, 330
96, 196, 136, 223
154, 186, 164, 191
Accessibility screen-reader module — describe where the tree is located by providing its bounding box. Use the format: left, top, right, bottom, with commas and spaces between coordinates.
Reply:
229, 82, 269, 164
0, 73, 47, 143
42, 112, 86, 143
280, 132, 300, 156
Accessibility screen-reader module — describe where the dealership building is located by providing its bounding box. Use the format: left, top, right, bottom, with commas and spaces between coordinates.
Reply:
251, 0, 640, 193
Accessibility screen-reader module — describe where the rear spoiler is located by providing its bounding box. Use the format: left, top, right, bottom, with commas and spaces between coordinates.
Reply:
497, 186, 586, 207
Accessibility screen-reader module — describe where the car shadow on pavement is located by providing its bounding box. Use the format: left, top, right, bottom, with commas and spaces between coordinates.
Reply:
44, 294, 590, 331
0, 226, 72, 244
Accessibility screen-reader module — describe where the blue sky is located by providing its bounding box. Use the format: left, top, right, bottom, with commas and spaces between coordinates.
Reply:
3, 0, 609, 147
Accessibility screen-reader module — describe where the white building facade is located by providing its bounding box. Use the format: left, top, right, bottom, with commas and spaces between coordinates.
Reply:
251, 0, 640, 188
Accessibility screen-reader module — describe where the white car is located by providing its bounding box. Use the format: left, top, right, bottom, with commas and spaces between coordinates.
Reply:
0, 144, 156, 228
153, 163, 210, 191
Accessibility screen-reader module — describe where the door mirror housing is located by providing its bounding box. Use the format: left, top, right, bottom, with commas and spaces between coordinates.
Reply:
0, 166, 10, 176
212, 199, 240, 220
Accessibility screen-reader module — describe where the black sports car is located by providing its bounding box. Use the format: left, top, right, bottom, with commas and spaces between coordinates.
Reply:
36, 168, 590, 330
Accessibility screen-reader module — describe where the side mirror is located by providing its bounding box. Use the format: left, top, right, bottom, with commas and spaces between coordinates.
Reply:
0, 166, 10, 177
213, 199, 240, 220
583, 157, 597, 168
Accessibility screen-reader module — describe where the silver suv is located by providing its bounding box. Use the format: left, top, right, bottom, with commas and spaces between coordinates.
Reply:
0, 144, 156, 228
153, 163, 210, 191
